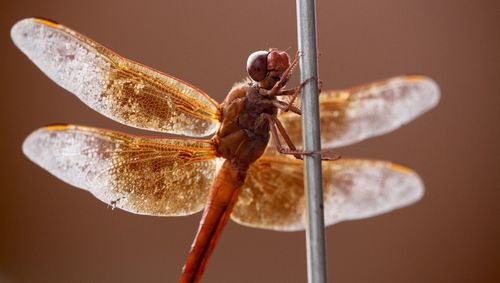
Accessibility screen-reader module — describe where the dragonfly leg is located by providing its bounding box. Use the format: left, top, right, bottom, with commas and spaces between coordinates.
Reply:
283, 77, 324, 110
266, 114, 340, 161
272, 100, 302, 115
266, 77, 321, 116
266, 77, 322, 115
281, 77, 314, 112
266, 114, 303, 159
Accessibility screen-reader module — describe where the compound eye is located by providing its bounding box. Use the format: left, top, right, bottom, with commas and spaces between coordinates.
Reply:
246, 50, 269, 82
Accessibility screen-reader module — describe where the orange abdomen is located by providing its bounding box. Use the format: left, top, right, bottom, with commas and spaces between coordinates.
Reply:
179, 160, 246, 283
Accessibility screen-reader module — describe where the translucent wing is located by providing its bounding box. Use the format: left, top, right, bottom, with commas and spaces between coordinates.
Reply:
231, 156, 423, 231
23, 125, 217, 216
11, 18, 220, 137
278, 76, 440, 148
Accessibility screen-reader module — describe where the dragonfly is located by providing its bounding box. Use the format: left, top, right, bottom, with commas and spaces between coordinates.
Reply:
12, 18, 439, 283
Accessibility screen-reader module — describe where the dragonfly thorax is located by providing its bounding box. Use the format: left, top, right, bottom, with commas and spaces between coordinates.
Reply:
214, 84, 278, 171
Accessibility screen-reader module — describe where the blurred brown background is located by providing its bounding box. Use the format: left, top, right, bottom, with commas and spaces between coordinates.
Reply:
1, 0, 499, 282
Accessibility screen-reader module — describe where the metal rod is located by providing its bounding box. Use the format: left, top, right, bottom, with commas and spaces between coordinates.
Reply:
295, 0, 327, 283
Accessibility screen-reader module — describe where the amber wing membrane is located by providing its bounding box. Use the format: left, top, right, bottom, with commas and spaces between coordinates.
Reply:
11, 18, 220, 137
278, 76, 440, 149
231, 156, 423, 231
23, 125, 217, 216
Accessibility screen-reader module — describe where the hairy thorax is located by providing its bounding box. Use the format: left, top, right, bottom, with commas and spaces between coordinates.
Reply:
214, 84, 278, 171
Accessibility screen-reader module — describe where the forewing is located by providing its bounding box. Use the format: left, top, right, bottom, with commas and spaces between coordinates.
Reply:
231, 156, 423, 231
23, 125, 217, 216
11, 18, 220, 137
278, 76, 440, 148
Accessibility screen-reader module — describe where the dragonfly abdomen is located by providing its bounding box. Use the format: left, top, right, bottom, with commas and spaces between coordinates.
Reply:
180, 160, 246, 283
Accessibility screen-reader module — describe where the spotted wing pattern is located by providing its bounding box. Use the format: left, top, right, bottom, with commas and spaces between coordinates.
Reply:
23, 125, 217, 216
11, 18, 220, 137
231, 156, 423, 231
278, 76, 440, 148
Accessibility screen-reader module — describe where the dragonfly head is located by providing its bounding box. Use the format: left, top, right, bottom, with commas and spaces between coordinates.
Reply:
246, 48, 290, 90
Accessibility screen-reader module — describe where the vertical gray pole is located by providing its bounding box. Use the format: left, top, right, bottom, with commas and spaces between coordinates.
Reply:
296, 0, 327, 283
